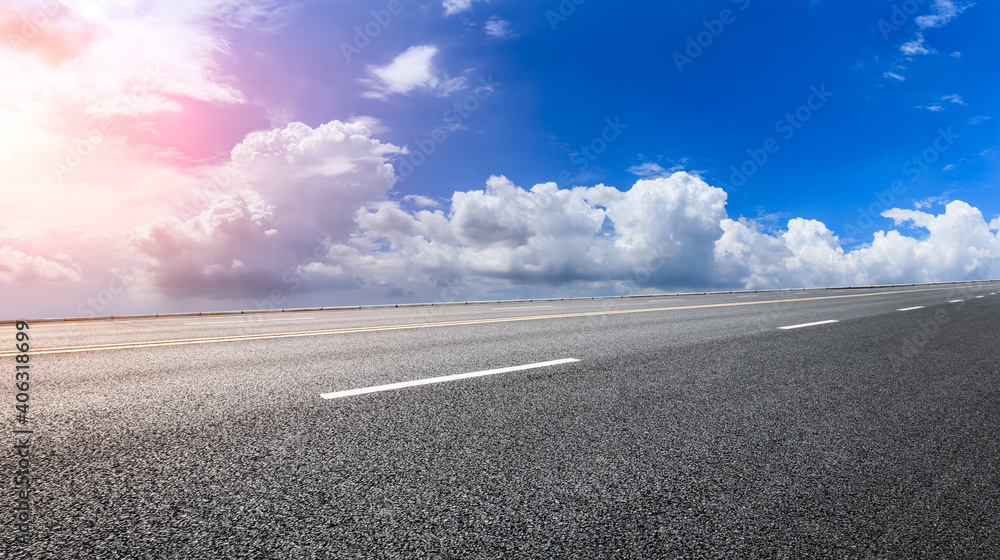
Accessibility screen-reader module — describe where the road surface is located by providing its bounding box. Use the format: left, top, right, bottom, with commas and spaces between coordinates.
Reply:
3, 282, 1000, 558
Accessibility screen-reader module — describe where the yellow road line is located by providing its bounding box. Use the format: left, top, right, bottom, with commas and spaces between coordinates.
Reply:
4, 284, 995, 357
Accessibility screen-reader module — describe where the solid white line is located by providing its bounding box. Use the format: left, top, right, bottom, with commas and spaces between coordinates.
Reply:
975, 296, 985, 299
897, 306, 925, 312
320, 358, 581, 399
489, 306, 555, 311
778, 320, 840, 330
186, 317, 316, 325
949, 300, 964, 303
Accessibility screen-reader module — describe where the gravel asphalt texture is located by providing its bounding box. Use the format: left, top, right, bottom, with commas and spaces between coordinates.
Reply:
2, 283, 999, 558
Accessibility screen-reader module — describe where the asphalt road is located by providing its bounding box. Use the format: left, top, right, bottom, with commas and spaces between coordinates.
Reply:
3, 282, 1000, 559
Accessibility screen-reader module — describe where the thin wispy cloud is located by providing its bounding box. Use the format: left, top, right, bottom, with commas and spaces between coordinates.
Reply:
628, 162, 669, 177
916, 0, 973, 28
484, 17, 516, 39
442, 0, 483, 16
627, 161, 687, 178
886, 1, 972, 81
403, 195, 441, 208
901, 35, 932, 56
362, 45, 466, 99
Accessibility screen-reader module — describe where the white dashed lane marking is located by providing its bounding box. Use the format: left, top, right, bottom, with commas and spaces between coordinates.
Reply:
779, 320, 840, 330
320, 358, 581, 400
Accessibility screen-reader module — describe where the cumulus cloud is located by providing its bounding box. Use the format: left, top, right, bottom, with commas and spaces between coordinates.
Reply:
128, 122, 1000, 303
362, 45, 466, 99
344, 174, 727, 290
129, 192, 281, 297
129, 120, 402, 298
344, 175, 1000, 296
0, 247, 82, 283
718, 201, 1000, 288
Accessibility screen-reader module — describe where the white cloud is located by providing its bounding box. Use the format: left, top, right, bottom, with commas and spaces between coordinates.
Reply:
443, 0, 483, 15
916, 0, 972, 29
343, 173, 728, 290
901, 35, 933, 56
627, 162, 669, 177
923, 104, 945, 111
990, 217, 1000, 231
0, 247, 82, 284
969, 116, 991, 125
0, 0, 294, 250
349, 115, 391, 135
362, 45, 466, 99
942, 94, 966, 105
717, 201, 1000, 289
348, 175, 1000, 295
129, 120, 403, 298
888, 1, 970, 82
126, 124, 1000, 303
129, 191, 282, 297
628, 160, 690, 178
403, 195, 441, 207
914, 195, 950, 209
484, 17, 516, 39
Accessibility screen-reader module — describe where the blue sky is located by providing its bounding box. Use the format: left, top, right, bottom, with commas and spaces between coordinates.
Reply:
324, 0, 997, 236
2, 0, 998, 318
